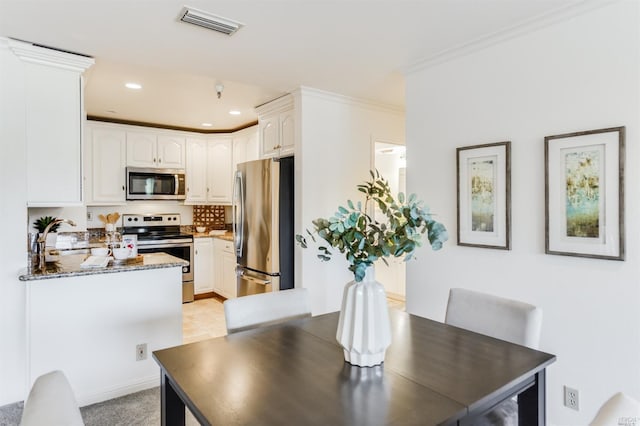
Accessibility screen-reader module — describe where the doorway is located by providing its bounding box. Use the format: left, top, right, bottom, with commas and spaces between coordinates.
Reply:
372, 140, 406, 301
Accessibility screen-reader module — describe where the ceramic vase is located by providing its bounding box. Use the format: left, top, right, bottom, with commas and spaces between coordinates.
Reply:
336, 266, 391, 367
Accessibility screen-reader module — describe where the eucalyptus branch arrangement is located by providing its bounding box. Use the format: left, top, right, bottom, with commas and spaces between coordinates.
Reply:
296, 171, 448, 282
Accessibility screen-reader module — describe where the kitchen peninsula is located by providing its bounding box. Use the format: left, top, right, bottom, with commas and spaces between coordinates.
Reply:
19, 252, 187, 281
19, 253, 186, 405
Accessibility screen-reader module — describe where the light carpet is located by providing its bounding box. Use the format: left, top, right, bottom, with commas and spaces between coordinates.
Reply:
0, 387, 200, 426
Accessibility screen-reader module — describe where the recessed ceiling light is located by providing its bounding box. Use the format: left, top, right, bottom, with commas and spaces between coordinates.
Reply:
107, 110, 117, 114
201, 123, 213, 127
229, 110, 241, 115
125, 82, 142, 90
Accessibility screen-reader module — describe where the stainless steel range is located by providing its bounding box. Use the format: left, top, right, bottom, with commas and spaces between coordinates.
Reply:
122, 213, 194, 303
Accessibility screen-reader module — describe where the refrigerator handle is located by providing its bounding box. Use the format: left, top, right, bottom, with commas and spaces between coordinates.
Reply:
233, 171, 244, 258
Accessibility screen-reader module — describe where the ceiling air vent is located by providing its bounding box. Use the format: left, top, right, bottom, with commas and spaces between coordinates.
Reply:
179, 7, 243, 36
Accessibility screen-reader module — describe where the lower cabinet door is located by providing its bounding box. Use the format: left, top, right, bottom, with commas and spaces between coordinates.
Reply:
194, 238, 214, 294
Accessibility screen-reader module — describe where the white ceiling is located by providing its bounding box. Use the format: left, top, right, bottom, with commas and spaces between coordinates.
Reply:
0, 0, 586, 131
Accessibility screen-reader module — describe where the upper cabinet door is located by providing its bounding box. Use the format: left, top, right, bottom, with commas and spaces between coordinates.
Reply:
90, 126, 127, 204
25, 64, 83, 206
126, 132, 157, 167
279, 111, 295, 156
185, 138, 208, 204
207, 138, 233, 204
16, 39, 94, 207
157, 136, 186, 168
256, 94, 294, 159
259, 114, 279, 158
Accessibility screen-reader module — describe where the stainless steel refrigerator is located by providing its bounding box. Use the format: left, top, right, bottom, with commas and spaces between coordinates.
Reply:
233, 157, 294, 296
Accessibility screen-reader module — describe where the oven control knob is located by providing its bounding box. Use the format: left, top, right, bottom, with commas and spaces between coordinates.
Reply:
182, 266, 188, 273
127, 217, 132, 222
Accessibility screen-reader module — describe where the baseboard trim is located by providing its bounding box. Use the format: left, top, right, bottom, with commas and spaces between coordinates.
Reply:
76, 375, 159, 407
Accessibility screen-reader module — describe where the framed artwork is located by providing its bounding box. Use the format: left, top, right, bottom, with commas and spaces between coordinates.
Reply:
545, 126, 625, 260
457, 141, 511, 250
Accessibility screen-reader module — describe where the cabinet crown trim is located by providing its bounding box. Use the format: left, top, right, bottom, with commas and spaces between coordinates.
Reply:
255, 94, 293, 115
7, 38, 94, 72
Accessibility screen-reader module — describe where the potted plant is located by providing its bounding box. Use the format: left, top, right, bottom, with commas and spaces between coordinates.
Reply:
297, 170, 448, 366
33, 216, 61, 234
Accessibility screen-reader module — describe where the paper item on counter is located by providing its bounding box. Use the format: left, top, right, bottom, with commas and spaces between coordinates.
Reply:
209, 230, 226, 236
80, 256, 111, 268
122, 234, 138, 258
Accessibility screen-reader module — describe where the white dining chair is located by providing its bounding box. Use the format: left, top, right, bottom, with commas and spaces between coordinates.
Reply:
223, 288, 311, 334
590, 392, 640, 426
445, 288, 543, 425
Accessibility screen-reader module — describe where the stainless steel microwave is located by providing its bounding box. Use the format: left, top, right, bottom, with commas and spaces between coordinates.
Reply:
126, 167, 186, 201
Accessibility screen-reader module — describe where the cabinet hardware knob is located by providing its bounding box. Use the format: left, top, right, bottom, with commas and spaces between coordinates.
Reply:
122, 185, 125, 191
159, 158, 162, 163
153, 158, 156, 163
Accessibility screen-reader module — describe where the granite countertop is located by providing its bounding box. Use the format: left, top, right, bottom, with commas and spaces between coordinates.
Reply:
19, 253, 188, 282
193, 231, 233, 241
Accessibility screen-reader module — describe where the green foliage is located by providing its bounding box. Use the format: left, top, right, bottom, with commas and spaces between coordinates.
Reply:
33, 216, 60, 233
296, 170, 448, 282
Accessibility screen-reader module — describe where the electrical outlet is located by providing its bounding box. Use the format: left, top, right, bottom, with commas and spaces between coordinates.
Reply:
87, 211, 93, 221
136, 343, 147, 361
564, 386, 579, 411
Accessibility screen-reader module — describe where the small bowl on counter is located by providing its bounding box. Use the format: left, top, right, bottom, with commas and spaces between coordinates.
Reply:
91, 247, 111, 257
112, 247, 131, 260
196, 226, 206, 233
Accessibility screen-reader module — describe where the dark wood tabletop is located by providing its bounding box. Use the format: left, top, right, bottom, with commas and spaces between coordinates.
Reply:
153, 309, 556, 426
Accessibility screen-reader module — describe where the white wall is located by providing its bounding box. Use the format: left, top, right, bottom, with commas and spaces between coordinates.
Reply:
0, 39, 29, 406
405, 2, 639, 425
294, 87, 405, 315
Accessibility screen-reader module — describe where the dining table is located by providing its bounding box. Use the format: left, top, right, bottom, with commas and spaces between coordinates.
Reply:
153, 309, 556, 426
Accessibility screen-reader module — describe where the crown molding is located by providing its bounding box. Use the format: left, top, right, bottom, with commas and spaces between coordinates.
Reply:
6, 38, 94, 72
87, 116, 257, 134
294, 86, 405, 115
405, 0, 618, 74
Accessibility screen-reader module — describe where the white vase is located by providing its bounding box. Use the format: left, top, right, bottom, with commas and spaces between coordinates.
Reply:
336, 265, 391, 367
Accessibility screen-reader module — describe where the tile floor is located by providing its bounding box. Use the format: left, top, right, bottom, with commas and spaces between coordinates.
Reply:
182, 294, 406, 344
182, 295, 228, 344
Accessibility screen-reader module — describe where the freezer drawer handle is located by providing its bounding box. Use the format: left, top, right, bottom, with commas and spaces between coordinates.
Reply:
243, 275, 271, 286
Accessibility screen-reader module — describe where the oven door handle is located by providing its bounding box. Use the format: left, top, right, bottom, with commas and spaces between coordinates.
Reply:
137, 242, 193, 249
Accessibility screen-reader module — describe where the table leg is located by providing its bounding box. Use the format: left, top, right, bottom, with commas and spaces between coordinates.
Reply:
518, 370, 546, 426
161, 371, 185, 426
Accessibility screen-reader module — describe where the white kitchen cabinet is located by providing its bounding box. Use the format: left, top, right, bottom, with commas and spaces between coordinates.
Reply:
184, 137, 233, 205
233, 126, 259, 171
206, 138, 233, 204
126, 132, 186, 168
14, 41, 94, 206
85, 124, 127, 205
194, 237, 214, 295
185, 138, 208, 203
157, 135, 186, 168
256, 95, 295, 159
221, 250, 237, 299
213, 238, 236, 299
